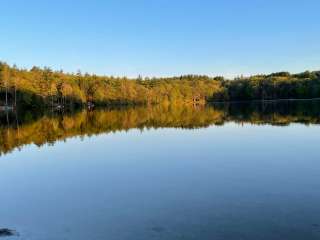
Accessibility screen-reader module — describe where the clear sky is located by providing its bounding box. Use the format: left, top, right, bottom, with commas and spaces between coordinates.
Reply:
1, 0, 319, 78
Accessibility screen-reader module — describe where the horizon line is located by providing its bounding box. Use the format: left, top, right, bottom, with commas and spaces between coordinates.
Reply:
1, 60, 319, 80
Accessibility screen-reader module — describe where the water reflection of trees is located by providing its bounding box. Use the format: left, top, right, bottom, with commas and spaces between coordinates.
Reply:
1, 100, 320, 156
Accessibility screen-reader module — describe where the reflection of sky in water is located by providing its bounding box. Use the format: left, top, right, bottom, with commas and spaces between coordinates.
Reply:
0, 123, 320, 240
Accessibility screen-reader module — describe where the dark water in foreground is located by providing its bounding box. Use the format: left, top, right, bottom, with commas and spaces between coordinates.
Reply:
0, 101, 320, 240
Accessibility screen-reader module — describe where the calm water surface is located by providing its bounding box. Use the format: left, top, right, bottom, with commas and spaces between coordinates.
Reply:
0, 101, 320, 240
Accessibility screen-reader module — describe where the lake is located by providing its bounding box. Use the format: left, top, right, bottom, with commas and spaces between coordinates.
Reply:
0, 100, 320, 240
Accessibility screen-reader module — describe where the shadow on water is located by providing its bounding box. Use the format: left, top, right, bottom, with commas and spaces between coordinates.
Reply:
1, 100, 320, 156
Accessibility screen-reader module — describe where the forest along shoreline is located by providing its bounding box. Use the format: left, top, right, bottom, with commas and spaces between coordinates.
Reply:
1, 61, 320, 110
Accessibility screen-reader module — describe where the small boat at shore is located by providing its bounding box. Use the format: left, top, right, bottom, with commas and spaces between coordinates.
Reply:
0, 106, 14, 111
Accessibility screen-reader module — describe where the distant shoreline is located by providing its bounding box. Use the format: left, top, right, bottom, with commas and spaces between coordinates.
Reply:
208, 97, 320, 104
1, 62, 320, 108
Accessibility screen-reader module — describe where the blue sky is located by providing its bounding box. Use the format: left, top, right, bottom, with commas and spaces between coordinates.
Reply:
1, 0, 319, 78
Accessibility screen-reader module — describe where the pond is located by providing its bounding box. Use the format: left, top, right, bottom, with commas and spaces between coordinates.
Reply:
0, 100, 320, 240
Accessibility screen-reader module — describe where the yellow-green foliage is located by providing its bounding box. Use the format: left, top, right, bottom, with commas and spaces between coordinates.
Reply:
0, 62, 224, 106
0, 62, 319, 107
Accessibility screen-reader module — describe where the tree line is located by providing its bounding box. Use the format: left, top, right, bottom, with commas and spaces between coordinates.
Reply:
0, 61, 320, 108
